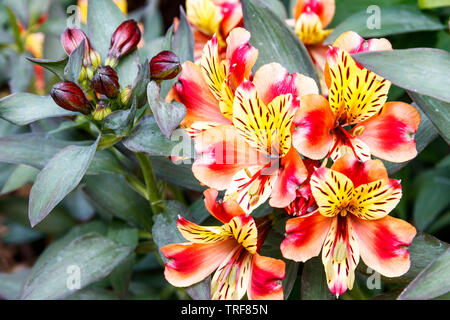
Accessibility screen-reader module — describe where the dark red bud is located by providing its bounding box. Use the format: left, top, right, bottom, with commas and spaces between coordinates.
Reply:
50, 81, 91, 114
61, 27, 91, 59
150, 50, 182, 81
106, 20, 141, 63
91, 66, 120, 98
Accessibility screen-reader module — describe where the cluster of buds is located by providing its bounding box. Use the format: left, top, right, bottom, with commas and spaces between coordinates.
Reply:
50, 19, 182, 122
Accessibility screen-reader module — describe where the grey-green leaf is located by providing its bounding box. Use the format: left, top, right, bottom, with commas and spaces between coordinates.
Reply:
398, 248, 450, 300
27, 57, 68, 80
28, 137, 99, 227
0, 93, 76, 126
122, 115, 193, 157
353, 48, 450, 103
325, 5, 444, 44
64, 39, 85, 83
409, 92, 450, 144
301, 257, 335, 300
20, 233, 134, 300
242, 0, 319, 87
147, 81, 187, 138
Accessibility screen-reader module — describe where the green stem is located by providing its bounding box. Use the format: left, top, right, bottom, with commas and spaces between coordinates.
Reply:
135, 153, 163, 214
124, 173, 148, 200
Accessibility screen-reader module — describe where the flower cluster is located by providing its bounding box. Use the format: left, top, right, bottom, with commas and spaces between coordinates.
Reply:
161, 0, 421, 300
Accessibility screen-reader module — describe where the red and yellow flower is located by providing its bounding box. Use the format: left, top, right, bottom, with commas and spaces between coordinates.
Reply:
281, 154, 416, 296
292, 32, 421, 163
174, 27, 258, 136
186, 0, 243, 60
290, 0, 335, 93
161, 189, 285, 300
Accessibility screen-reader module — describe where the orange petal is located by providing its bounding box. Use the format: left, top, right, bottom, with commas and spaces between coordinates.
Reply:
225, 27, 258, 90
292, 94, 335, 159
203, 188, 246, 223
162, 239, 237, 287
175, 61, 229, 128
252, 62, 319, 108
248, 253, 285, 300
355, 102, 421, 163
331, 154, 388, 187
281, 211, 332, 262
350, 215, 416, 277
193, 125, 263, 190
332, 31, 392, 54
270, 148, 308, 208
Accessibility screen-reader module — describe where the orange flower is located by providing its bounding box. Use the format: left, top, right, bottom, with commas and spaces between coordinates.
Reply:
292, 32, 421, 163
281, 154, 416, 296
161, 189, 285, 300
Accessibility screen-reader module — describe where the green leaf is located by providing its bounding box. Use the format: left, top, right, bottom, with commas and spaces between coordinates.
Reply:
1, 164, 38, 194
398, 248, 450, 300
409, 92, 450, 144
384, 105, 439, 175
261, 0, 287, 19
242, 0, 319, 88
130, 60, 151, 109
28, 137, 99, 227
147, 81, 187, 138
108, 222, 138, 298
0, 197, 75, 236
65, 287, 119, 300
123, 115, 193, 157
151, 156, 204, 192
283, 260, 299, 299
20, 233, 134, 300
325, 5, 444, 44
9, 54, 33, 93
116, 51, 140, 88
27, 56, 68, 80
87, 0, 126, 59
0, 269, 31, 300
102, 100, 136, 138
0, 93, 76, 126
0, 133, 124, 175
418, 0, 450, 9
82, 174, 152, 232
330, 0, 417, 27
353, 48, 450, 103
301, 257, 335, 300
413, 167, 450, 231
64, 39, 85, 83
152, 201, 210, 300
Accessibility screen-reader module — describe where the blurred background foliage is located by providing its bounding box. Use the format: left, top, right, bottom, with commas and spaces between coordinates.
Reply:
0, 0, 448, 300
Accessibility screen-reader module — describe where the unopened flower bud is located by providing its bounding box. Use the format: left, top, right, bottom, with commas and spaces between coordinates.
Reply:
61, 27, 92, 65
89, 49, 102, 67
93, 100, 112, 121
106, 19, 141, 67
50, 81, 92, 114
91, 66, 120, 98
120, 85, 132, 105
150, 50, 181, 81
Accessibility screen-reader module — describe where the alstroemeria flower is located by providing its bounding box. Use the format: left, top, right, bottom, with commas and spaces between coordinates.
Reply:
293, 0, 335, 46
174, 28, 258, 136
161, 189, 285, 300
281, 154, 416, 296
186, 0, 243, 60
192, 68, 319, 213
293, 33, 421, 163
289, 0, 335, 93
